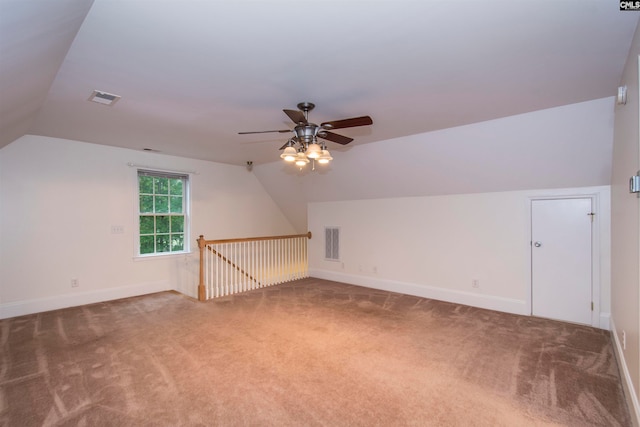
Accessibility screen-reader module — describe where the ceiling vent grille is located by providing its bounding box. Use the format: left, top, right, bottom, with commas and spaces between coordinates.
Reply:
88, 90, 121, 106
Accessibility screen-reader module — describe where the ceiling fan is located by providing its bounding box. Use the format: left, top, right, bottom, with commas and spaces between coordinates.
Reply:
238, 102, 373, 167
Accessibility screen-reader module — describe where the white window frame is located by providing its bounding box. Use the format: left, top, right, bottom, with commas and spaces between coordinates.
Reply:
134, 169, 191, 258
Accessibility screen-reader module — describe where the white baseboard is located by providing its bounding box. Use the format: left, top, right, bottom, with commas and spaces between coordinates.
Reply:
309, 269, 528, 316
610, 318, 640, 427
0, 280, 172, 320
600, 312, 611, 330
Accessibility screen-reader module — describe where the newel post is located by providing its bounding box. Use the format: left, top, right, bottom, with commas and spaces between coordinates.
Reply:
197, 235, 206, 301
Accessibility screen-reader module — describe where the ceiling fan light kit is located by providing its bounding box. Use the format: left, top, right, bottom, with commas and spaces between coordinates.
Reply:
317, 150, 333, 164
295, 152, 310, 166
280, 146, 297, 162
240, 102, 373, 170
305, 142, 322, 159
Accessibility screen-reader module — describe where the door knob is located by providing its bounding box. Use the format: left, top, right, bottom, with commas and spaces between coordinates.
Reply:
534, 241, 542, 247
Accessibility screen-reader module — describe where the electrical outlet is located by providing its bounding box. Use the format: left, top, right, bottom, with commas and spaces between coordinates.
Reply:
111, 225, 124, 234
71, 278, 79, 288
472, 279, 480, 288
622, 330, 627, 350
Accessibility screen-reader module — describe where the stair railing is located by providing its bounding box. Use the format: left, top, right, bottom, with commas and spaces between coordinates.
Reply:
197, 232, 311, 301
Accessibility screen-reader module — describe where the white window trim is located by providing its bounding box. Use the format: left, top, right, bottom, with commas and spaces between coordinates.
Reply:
133, 168, 192, 259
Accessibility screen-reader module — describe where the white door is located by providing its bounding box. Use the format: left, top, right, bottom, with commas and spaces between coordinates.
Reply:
531, 198, 593, 325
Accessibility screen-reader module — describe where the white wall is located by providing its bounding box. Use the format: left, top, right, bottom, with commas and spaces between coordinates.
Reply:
309, 186, 611, 326
611, 21, 640, 425
0, 135, 295, 318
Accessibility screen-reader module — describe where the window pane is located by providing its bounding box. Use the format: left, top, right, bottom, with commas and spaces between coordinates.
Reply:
140, 236, 155, 254
155, 195, 169, 213
156, 235, 170, 252
171, 234, 184, 251
155, 177, 169, 195
171, 216, 184, 232
169, 196, 183, 213
140, 216, 154, 234
140, 195, 154, 213
156, 216, 169, 233
169, 179, 183, 196
139, 176, 154, 194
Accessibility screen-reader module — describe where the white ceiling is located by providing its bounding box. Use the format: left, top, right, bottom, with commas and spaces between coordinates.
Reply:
1, 0, 638, 166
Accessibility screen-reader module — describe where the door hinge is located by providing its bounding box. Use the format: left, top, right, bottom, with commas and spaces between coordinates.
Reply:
588, 212, 595, 222
591, 302, 594, 311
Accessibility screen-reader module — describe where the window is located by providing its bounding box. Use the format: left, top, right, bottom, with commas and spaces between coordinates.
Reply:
137, 170, 189, 256
325, 227, 340, 261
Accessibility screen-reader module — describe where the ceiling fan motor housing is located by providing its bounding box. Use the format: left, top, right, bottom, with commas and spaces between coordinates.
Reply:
294, 124, 318, 145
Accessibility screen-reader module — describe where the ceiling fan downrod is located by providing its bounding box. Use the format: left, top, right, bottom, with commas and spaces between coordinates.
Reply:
297, 102, 315, 121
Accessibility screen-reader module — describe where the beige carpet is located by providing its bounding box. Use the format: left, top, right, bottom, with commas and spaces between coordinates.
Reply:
0, 278, 631, 426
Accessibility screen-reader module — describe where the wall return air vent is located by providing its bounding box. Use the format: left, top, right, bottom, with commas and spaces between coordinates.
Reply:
88, 90, 121, 106
325, 227, 340, 261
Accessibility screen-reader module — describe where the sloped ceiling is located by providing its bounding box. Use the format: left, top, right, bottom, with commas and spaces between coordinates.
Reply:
0, 0, 94, 147
0, 1, 637, 165
0, 1, 638, 232
254, 96, 618, 232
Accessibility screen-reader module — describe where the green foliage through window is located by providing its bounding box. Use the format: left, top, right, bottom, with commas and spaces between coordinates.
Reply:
138, 171, 188, 255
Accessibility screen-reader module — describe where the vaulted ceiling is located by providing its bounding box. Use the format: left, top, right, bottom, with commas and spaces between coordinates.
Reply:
1, 0, 638, 166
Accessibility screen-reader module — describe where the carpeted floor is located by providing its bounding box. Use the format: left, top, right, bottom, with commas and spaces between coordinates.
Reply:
0, 278, 632, 426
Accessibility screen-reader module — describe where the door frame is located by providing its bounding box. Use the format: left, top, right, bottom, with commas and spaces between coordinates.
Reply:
526, 192, 603, 328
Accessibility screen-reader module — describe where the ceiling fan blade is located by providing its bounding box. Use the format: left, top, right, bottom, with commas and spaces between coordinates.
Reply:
238, 129, 291, 135
284, 109, 307, 125
321, 116, 373, 130
317, 131, 354, 145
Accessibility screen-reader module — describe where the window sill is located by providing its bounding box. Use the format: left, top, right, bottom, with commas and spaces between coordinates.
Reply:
134, 251, 192, 261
